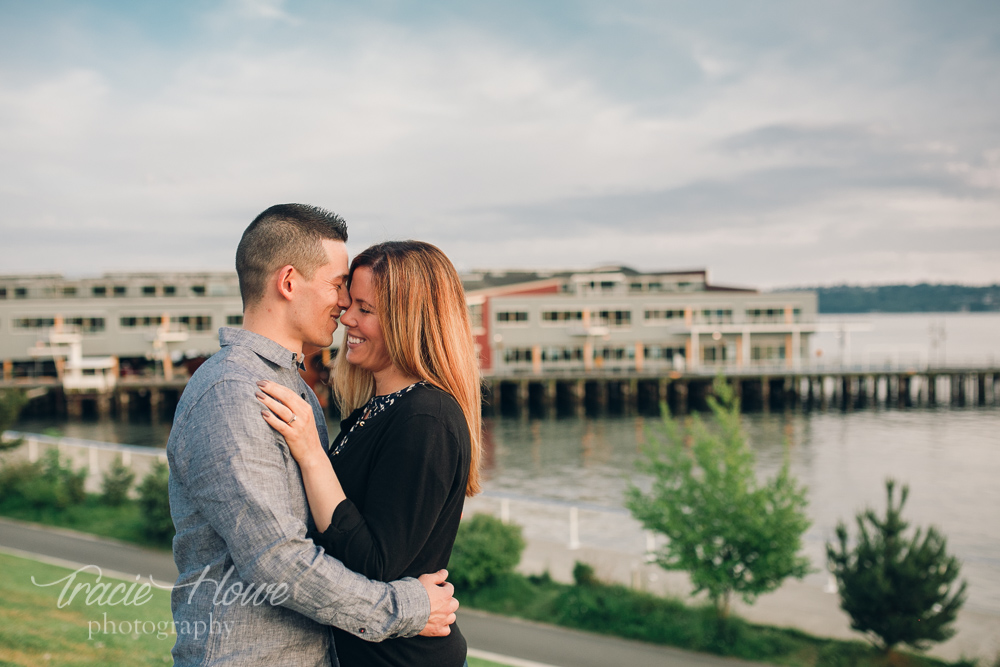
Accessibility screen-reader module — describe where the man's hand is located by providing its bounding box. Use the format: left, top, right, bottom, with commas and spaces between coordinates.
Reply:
417, 569, 459, 637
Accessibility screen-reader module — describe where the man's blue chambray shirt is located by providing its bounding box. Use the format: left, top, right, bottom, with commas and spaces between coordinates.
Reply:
167, 328, 429, 666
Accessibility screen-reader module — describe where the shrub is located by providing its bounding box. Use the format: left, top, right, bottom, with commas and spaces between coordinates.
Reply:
100, 455, 136, 506
449, 513, 525, 590
136, 460, 174, 545
0, 459, 44, 504
572, 561, 598, 587
827, 478, 966, 655
0, 389, 28, 451
0, 449, 87, 509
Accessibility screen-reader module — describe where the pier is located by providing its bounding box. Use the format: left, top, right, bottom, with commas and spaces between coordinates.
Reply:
4, 363, 997, 420
480, 364, 1000, 416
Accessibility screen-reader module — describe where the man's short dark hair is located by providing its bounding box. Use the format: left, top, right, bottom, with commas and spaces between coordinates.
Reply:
236, 204, 348, 309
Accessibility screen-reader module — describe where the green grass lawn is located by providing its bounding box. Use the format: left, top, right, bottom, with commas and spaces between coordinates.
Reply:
0, 552, 175, 666
0, 552, 515, 667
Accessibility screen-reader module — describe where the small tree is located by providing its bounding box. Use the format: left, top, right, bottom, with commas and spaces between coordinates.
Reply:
626, 378, 811, 619
100, 455, 136, 506
826, 479, 966, 655
0, 389, 28, 451
137, 460, 174, 545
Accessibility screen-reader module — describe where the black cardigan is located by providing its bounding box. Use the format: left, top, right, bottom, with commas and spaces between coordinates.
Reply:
314, 384, 469, 667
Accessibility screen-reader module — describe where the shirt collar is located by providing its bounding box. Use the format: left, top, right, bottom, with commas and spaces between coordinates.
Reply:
219, 327, 305, 371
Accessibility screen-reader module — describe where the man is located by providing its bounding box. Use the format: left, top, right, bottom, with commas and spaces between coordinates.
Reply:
167, 204, 458, 666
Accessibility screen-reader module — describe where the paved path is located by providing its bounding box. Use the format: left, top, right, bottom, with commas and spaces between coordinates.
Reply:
0, 517, 766, 667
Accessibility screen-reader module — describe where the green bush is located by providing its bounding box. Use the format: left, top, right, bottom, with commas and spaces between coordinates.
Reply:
0, 459, 44, 505
572, 561, 598, 587
0, 449, 88, 510
136, 460, 174, 545
0, 389, 28, 451
449, 513, 525, 590
100, 455, 136, 507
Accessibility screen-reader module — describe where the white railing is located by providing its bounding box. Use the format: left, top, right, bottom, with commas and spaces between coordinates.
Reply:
465, 490, 659, 557
0, 431, 167, 494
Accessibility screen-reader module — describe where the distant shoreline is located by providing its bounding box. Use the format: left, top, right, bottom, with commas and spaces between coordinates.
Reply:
777, 284, 1000, 314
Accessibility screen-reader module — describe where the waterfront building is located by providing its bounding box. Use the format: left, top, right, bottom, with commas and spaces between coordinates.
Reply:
0, 267, 817, 378
0, 272, 244, 377
463, 267, 818, 375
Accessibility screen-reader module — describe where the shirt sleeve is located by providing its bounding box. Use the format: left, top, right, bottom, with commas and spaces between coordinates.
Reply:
170, 379, 430, 641
315, 412, 463, 581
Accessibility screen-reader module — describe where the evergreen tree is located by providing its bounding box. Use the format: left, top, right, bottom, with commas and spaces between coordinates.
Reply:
626, 378, 811, 619
826, 479, 967, 654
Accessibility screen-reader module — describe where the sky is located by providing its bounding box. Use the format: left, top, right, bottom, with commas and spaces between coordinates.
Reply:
1, 0, 998, 289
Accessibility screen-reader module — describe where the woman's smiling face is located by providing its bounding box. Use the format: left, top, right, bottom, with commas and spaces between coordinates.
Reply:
339, 266, 394, 378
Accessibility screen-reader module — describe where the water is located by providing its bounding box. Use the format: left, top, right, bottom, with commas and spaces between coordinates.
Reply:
10, 312, 1000, 614
481, 407, 1000, 615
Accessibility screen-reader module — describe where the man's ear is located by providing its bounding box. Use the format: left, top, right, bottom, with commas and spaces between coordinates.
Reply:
275, 265, 296, 302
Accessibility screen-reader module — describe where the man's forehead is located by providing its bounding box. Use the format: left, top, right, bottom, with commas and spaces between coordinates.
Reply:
320, 239, 350, 273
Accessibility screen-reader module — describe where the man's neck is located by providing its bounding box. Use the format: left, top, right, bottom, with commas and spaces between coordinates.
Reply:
241, 309, 304, 359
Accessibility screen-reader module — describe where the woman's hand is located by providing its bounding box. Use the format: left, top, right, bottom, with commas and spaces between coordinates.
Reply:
256, 380, 326, 469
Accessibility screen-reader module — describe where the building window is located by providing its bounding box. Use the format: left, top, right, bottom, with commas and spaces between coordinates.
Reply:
747, 308, 783, 323
644, 345, 683, 360
66, 317, 105, 333
92, 286, 107, 297
163, 285, 177, 296
113, 286, 127, 297
62, 286, 77, 297
142, 286, 157, 296
504, 348, 533, 362
593, 310, 631, 327
226, 314, 244, 326
13, 317, 55, 329
172, 315, 212, 331
629, 282, 643, 292
648, 281, 662, 291
120, 315, 164, 329
15, 287, 28, 299
540, 347, 583, 361
751, 345, 786, 361
0, 287, 6, 299
496, 311, 528, 323
468, 304, 483, 329
699, 309, 733, 324
191, 285, 206, 296
541, 310, 583, 323
644, 309, 684, 322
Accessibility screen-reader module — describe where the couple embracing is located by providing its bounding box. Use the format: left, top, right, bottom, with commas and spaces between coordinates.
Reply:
167, 204, 481, 666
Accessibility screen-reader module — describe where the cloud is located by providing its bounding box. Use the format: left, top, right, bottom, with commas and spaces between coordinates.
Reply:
0, 2, 998, 287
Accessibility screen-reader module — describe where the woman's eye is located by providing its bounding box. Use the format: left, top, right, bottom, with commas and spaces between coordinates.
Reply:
361, 307, 374, 315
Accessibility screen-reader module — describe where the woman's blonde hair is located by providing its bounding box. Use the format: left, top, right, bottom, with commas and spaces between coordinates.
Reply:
332, 241, 482, 497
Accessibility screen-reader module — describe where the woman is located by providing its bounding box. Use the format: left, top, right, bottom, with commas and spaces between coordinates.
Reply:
256, 240, 482, 667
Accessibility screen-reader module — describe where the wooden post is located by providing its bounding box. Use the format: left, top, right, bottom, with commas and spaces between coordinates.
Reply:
117, 390, 131, 420
150, 388, 162, 421
675, 381, 688, 414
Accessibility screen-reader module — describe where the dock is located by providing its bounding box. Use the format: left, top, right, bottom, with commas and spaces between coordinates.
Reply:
3, 363, 998, 420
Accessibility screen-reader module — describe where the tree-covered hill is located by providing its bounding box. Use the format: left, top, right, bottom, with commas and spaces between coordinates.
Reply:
784, 284, 1000, 314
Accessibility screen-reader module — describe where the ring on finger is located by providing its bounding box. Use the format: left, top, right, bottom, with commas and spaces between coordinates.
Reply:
288, 414, 297, 424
